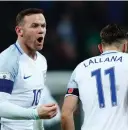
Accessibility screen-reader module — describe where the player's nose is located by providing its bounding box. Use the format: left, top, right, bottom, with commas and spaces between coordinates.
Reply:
38, 26, 46, 35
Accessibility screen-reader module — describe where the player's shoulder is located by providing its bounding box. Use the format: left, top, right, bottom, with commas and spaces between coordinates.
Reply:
74, 55, 102, 74
120, 52, 128, 62
76, 55, 99, 69
73, 60, 87, 75
0, 44, 21, 69
83, 55, 99, 63
120, 52, 128, 57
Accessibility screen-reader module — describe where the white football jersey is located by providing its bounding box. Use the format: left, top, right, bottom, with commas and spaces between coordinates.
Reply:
66, 50, 128, 130
0, 41, 47, 130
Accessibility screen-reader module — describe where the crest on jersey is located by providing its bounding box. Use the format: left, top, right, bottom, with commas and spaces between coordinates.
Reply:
0, 72, 11, 80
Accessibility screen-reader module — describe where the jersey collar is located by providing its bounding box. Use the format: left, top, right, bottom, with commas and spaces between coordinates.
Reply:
14, 41, 24, 54
101, 50, 119, 55
14, 41, 39, 61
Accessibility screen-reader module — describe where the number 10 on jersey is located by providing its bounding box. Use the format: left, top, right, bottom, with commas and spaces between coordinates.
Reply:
91, 67, 117, 108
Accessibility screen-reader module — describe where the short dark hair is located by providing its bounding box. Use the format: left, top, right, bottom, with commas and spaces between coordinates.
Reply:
16, 8, 43, 26
100, 24, 128, 45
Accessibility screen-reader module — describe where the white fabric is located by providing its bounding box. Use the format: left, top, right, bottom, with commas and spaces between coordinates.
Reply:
67, 51, 128, 130
0, 41, 47, 130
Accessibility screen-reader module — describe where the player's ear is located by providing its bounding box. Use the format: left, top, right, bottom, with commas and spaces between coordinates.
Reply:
122, 42, 127, 52
98, 44, 103, 53
15, 26, 23, 37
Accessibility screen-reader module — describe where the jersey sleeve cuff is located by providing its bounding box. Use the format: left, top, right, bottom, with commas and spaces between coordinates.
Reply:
32, 108, 40, 120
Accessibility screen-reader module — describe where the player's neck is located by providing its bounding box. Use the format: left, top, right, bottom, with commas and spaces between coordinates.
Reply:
25, 47, 37, 60
17, 39, 37, 60
103, 46, 121, 52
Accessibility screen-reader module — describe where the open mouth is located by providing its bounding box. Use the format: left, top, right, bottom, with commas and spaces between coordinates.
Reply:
37, 37, 43, 43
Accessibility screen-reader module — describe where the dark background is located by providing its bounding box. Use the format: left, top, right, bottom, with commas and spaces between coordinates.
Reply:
1, 1, 127, 71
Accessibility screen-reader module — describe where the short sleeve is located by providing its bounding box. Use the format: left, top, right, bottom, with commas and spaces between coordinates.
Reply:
0, 55, 18, 94
65, 69, 79, 97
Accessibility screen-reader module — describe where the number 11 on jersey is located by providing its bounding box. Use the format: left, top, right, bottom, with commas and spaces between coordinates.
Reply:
91, 67, 117, 108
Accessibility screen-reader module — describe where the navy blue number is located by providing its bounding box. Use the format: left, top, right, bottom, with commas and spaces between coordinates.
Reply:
91, 68, 105, 108
105, 67, 117, 106
32, 89, 41, 106
91, 67, 117, 108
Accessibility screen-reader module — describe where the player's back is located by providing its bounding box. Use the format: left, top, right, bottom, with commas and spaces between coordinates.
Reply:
77, 51, 128, 130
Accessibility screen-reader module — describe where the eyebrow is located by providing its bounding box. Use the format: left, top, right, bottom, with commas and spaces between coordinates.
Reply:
32, 22, 46, 26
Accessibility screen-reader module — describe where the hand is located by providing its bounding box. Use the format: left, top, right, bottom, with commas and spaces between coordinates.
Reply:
37, 103, 58, 119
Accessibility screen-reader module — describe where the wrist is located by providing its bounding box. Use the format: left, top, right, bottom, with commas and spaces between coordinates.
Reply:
32, 108, 40, 120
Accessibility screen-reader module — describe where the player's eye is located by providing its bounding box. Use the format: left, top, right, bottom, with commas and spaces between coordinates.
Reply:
31, 23, 39, 28
41, 23, 46, 28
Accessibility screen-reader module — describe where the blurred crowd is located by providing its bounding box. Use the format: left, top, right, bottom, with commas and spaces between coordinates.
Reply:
0, 1, 127, 70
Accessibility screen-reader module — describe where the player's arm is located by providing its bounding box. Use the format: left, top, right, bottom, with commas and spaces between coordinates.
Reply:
0, 59, 57, 120
61, 95, 78, 130
0, 94, 57, 120
61, 70, 79, 130
0, 59, 40, 120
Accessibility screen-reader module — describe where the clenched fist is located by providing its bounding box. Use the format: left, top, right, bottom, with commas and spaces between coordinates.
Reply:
37, 103, 58, 119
